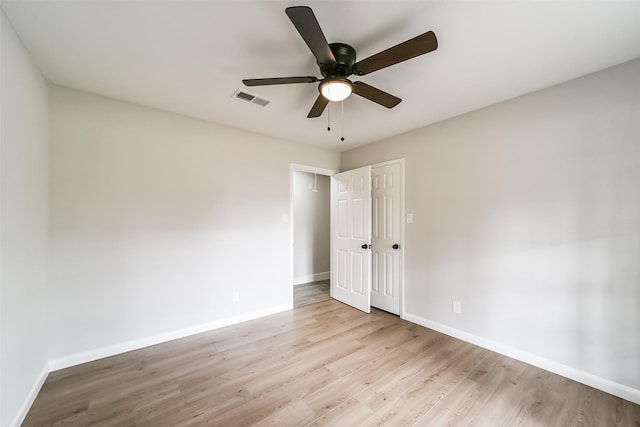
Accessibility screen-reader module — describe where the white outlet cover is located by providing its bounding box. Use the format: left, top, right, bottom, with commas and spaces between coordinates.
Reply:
281, 213, 288, 223
452, 300, 462, 314
407, 213, 414, 224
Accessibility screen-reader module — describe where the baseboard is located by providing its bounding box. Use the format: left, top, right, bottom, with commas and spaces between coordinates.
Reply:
10, 363, 49, 427
294, 271, 329, 285
402, 312, 640, 405
48, 304, 291, 372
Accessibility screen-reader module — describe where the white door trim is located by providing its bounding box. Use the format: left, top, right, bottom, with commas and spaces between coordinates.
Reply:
370, 158, 405, 317
289, 164, 338, 309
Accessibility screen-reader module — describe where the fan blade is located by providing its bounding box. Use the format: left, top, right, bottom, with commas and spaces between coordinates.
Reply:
307, 94, 329, 118
353, 31, 438, 76
352, 81, 401, 108
285, 6, 336, 65
243, 77, 319, 86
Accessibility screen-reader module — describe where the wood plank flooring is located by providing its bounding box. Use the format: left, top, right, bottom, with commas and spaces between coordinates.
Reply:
293, 280, 330, 308
23, 299, 640, 426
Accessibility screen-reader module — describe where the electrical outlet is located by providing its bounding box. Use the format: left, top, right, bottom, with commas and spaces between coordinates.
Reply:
452, 300, 462, 314
407, 213, 414, 224
233, 291, 240, 303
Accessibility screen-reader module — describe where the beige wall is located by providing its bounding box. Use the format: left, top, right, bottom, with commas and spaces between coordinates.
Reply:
342, 59, 640, 395
48, 86, 340, 363
0, 11, 50, 427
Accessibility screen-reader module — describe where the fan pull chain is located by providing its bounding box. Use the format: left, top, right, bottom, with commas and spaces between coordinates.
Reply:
340, 101, 345, 141
327, 102, 331, 131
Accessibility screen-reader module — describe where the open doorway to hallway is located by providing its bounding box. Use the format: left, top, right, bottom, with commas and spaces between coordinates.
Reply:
291, 167, 333, 308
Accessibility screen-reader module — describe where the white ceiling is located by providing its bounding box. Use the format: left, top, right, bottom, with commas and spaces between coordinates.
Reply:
2, 1, 639, 151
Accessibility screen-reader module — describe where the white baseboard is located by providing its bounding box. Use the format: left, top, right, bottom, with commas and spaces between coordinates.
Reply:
10, 364, 49, 427
14, 304, 291, 425
402, 312, 640, 405
49, 304, 291, 372
294, 271, 329, 285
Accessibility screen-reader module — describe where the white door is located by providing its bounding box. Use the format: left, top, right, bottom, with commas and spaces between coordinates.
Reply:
331, 166, 372, 313
371, 162, 402, 314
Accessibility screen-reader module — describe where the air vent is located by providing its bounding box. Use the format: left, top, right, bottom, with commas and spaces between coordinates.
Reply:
252, 97, 270, 107
233, 90, 270, 107
236, 91, 255, 102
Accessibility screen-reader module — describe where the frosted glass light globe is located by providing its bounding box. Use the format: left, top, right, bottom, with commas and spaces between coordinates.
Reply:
320, 80, 352, 102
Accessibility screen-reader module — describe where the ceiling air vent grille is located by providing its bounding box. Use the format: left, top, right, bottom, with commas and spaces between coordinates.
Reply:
233, 90, 270, 107
252, 97, 270, 107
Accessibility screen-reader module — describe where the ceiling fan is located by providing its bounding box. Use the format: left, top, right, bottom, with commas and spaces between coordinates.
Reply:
243, 6, 438, 118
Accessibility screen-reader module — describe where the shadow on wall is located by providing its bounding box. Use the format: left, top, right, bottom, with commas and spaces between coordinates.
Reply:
414, 116, 640, 388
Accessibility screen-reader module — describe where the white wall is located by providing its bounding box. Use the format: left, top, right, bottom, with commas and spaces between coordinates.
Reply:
0, 11, 50, 427
293, 171, 330, 284
48, 86, 339, 363
341, 59, 640, 398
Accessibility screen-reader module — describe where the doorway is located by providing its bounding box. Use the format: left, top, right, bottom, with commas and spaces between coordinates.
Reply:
289, 164, 337, 308
289, 160, 404, 314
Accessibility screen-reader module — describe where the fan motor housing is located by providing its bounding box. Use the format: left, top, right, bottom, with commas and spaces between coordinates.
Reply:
319, 43, 356, 78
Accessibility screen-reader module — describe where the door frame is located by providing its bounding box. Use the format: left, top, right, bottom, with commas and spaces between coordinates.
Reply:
289, 164, 338, 308
370, 158, 405, 317
289, 160, 404, 316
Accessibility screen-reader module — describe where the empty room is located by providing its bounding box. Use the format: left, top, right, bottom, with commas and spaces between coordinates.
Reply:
1, 1, 639, 426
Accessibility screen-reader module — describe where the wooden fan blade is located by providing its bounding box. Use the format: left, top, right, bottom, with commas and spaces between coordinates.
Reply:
352, 81, 401, 108
307, 94, 329, 118
243, 77, 319, 86
286, 6, 336, 65
353, 31, 438, 76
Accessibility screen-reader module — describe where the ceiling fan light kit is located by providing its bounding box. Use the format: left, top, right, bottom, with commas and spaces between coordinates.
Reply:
243, 5, 438, 123
320, 79, 352, 102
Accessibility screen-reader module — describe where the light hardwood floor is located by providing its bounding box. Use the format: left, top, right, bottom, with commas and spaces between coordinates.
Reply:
294, 280, 331, 308
24, 299, 640, 426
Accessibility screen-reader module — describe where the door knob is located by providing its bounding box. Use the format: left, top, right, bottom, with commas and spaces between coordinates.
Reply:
361, 244, 371, 249
392, 244, 400, 250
